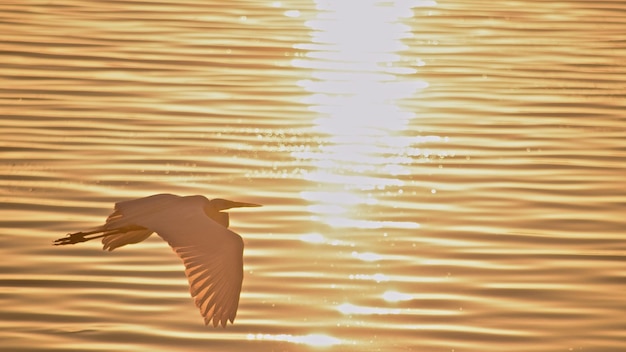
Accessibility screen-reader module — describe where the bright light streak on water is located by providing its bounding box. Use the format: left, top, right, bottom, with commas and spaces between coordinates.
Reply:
349, 273, 390, 283
382, 290, 414, 302
247, 333, 342, 347
351, 251, 382, 262
337, 303, 402, 315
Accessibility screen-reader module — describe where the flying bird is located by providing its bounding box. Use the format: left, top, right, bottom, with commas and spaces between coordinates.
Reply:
54, 193, 261, 327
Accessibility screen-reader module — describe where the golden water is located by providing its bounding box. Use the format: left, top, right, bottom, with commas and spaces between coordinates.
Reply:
1, 1, 625, 351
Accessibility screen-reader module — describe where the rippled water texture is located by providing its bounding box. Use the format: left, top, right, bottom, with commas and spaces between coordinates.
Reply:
1, 1, 625, 351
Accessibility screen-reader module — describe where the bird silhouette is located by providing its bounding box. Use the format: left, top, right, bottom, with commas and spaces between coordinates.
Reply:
54, 193, 261, 327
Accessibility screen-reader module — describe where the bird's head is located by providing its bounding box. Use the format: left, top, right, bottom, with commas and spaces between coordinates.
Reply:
205, 198, 261, 228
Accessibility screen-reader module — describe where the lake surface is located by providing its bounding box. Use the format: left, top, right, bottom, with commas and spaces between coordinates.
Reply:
1, 1, 625, 351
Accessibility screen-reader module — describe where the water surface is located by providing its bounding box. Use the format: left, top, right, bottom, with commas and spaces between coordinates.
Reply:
1, 1, 625, 351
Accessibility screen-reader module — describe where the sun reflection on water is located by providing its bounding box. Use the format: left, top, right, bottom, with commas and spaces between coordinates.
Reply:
246, 333, 343, 347
288, 3, 439, 340
275, 0, 442, 346
337, 303, 403, 316
292, 1, 434, 229
382, 290, 414, 302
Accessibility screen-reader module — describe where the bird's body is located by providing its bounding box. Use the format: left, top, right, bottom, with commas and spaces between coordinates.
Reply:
54, 193, 260, 327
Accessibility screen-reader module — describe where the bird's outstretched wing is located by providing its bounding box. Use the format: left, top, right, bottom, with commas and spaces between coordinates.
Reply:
172, 236, 243, 327
101, 194, 182, 251
115, 195, 244, 327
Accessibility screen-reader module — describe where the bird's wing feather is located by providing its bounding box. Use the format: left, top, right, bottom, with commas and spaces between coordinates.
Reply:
99, 194, 182, 251
101, 228, 153, 251
174, 240, 243, 327
114, 195, 244, 327
105, 193, 181, 229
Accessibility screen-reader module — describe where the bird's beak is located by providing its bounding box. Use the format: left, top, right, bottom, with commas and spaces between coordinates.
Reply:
219, 200, 262, 211
230, 201, 262, 209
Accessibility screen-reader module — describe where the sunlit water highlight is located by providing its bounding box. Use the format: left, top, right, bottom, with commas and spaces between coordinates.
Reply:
1, 0, 625, 351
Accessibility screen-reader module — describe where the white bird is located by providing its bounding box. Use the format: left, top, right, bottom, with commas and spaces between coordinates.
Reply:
54, 193, 261, 327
